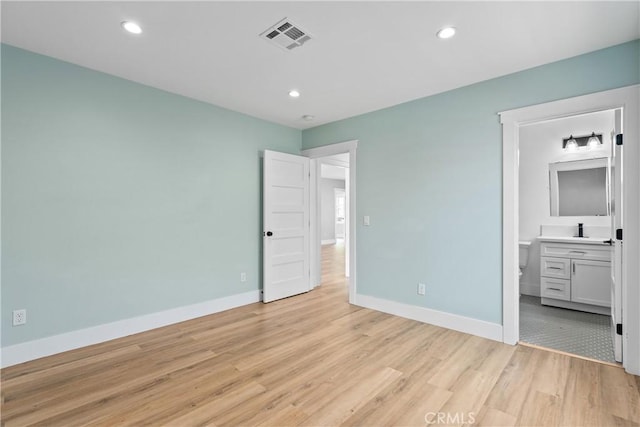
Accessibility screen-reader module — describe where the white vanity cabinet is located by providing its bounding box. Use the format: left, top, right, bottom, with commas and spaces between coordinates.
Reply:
571, 259, 611, 306
539, 239, 612, 315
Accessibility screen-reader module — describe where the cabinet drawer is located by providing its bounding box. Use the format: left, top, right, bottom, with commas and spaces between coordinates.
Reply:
541, 257, 571, 279
540, 242, 611, 262
541, 277, 571, 301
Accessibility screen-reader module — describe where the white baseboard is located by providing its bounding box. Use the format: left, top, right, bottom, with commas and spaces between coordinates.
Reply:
1, 290, 261, 368
520, 282, 541, 297
354, 293, 503, 342
321, 239, 336, 245
541, 297, 610, 316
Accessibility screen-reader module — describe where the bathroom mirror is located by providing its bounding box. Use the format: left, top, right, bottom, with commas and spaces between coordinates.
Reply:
549, 157, 610, 216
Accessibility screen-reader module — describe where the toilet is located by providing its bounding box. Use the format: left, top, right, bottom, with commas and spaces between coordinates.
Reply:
519, 241, 531, 278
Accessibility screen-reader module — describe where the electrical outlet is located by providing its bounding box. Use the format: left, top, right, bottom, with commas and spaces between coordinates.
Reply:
417, 283, 426, 296
13, 309, 26, 326
240, 272, 247, 282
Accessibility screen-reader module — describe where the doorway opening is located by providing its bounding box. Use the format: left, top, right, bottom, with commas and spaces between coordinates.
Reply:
517, 109, 619, 364
500, 84, 639, 375
302, 140, 358, 304
318, 154, 348, 284
335, 188, 346, 240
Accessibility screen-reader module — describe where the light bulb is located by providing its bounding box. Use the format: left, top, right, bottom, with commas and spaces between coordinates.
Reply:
565, 135, 578, 152
121, 21, 142, 34
437, 27, 456, 39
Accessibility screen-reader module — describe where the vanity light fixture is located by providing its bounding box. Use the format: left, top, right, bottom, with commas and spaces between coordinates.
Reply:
562, 133, 602, 151
436, 27, 456, 39
121, 21, 143, 34
587, 132, 602, 149
564, 135, 578, 152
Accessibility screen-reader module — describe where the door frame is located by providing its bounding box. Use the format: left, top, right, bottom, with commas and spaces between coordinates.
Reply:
500, 85, 639, 375
302, 140, 358, 304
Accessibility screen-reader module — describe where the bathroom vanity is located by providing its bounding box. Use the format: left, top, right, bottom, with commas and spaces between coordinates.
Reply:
538, 236, 612, 315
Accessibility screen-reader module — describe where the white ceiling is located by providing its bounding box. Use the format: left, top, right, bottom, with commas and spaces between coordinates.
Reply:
321, 163, 346, 181
324, 153, 349, 164
2, 2, 638, 130
321, 153, 348, 180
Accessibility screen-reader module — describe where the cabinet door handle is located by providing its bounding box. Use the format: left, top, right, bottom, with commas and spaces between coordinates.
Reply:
573, 263, 576, 274
548, 267, 561, 270
548, 287, 562, 291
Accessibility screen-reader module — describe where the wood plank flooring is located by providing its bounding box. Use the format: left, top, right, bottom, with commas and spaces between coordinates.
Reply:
2, 242, 639, 426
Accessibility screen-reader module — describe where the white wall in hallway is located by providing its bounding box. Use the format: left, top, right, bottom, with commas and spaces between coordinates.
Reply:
321, 178, 345, 243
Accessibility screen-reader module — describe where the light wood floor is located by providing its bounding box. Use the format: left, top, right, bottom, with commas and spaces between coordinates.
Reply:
2, 243, 640, 426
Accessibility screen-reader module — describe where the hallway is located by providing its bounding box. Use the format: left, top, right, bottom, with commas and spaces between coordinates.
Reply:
321, 240, 346, 287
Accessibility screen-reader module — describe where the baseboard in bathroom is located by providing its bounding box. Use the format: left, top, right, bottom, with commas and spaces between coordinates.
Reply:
520, 282, 540, 297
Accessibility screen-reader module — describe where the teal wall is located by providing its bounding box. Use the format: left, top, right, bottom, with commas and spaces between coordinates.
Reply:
3, 40, 639, 347
302, 40, 640, 325
1, 45, 301, 346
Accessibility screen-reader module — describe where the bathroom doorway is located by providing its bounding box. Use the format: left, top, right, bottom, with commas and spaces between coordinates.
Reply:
500, 85, 640, 375
517, 109, 619, 364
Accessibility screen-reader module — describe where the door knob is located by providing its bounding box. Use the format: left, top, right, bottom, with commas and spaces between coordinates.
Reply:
265, 231, 273, 237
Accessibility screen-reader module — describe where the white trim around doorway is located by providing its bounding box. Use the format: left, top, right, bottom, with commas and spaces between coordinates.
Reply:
302, 140, 358, 305
499, 85, 640, 375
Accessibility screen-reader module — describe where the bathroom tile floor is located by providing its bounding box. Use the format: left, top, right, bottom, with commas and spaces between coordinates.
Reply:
519, 295, 616, 364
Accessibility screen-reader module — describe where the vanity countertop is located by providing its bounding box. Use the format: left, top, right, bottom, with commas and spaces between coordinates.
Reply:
537, 235, 610, 245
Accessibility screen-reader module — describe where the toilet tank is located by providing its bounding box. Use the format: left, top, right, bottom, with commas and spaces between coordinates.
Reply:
518, 241, 532, 269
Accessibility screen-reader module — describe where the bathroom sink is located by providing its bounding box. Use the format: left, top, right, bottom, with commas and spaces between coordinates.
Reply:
537, 235, 610, 245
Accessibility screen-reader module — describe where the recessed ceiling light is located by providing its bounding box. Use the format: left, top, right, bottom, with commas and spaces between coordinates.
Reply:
121, 21, 143, 35
436, 27, 456, 39
289, 90, 300, 98
302, 115, 315, 121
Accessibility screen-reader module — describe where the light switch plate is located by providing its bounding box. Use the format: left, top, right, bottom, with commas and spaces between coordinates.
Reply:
364, 215, 370, 226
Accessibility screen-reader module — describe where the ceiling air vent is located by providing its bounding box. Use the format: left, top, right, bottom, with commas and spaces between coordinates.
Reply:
260, 18, 312, 51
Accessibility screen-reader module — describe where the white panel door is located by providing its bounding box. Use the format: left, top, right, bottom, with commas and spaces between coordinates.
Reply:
610, 109, 623, 362
263, 150, 310, 303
